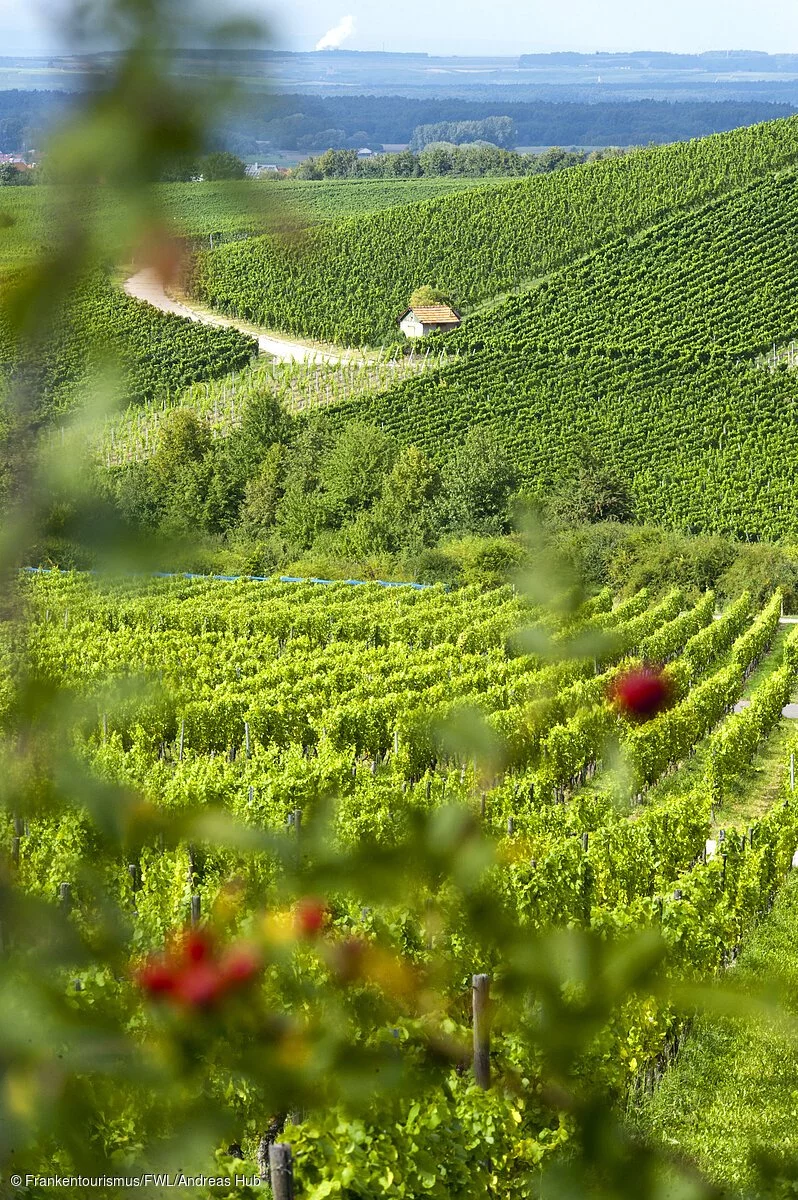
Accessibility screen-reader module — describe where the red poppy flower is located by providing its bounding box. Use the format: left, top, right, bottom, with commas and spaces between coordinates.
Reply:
295, 897, 328, 939
610, 667, 673, 721
136, 929, 262, 1010
137, 961, 177, 995
172, 961, 225, 1008
219, 944, 262, 986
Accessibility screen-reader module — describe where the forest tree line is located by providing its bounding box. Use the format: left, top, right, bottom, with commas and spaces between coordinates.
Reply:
1, 88, 794, 157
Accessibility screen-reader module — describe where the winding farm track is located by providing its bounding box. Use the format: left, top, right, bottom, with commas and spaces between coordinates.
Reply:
123, 269, 351, 365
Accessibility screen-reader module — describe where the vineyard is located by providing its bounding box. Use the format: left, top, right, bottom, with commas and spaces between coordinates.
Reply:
289, 159, 798, 541
0, 172, 497, 422
12, 26, 798, 1194
169, 178, 511, 239
7, 570, 798, 1193
65, 114, 798, 545
0, 178, 503, 273
451, 171, 798, 357
190, 116, 798, 345
320, 348, 798, 540
0, 273, 257, 419
95, 348, 454, 466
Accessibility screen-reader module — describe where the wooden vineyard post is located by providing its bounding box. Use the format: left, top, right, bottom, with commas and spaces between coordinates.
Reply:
179, 719, 185, 762
472, 973, 491, 1090
791, 752, 795, 793
59, 882, 71, 913
256, 1133, 269, 1180
244, 721, 250, 760
268, 1144, 295, 1200
190, 894, 201, 926
581, 831, 592, 922
128, 863, 141, 915
287, 808, 303, 869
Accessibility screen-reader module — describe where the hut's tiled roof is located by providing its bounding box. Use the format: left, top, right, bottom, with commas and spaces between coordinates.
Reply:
401, 305, 461, 324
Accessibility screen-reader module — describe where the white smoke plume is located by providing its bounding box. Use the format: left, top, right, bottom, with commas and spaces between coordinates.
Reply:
315, 14, 355, 51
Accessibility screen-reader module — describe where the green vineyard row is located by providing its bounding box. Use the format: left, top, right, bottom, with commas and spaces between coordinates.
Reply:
5, 574, 798, 1194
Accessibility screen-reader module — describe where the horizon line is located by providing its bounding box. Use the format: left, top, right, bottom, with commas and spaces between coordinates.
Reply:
3, 45, 798, 61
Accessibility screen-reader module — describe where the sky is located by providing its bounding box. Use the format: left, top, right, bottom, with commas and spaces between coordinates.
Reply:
278, 0, 798, 56
3, 0, 798, 57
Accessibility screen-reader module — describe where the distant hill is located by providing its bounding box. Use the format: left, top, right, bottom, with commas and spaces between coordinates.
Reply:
10, 48, 798, 103
518, 50, 798, 72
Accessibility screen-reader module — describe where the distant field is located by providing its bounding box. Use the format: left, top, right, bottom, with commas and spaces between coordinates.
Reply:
0, 176, 511, 272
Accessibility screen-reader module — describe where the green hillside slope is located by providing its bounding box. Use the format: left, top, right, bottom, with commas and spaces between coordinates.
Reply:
323, 348, 798, 539
314, 163, 798, 540
0, 177, 502, 273
191, 117, 798, 345
455, 171, 798, 357
0, 275, 257, 421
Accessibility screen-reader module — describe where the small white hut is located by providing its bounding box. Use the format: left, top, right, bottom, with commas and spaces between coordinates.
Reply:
398, 304, 462, 339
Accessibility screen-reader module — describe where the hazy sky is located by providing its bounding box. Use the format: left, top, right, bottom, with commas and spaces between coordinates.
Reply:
3, 0, 798, 56
279, 0, 798, 56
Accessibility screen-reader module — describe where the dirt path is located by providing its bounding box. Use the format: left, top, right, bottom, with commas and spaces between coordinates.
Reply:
123, 269, 352, 365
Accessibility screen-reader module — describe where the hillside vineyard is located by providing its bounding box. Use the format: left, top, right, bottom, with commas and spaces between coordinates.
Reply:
10, 572, 798, 1190
0, 177, 499, 273
192, 117, 798, 345
321, 350, 798, 538
306, 169, 798, 539
0, 275, 257, 418
0, 180, 487, 414
164, 115, 798, 540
